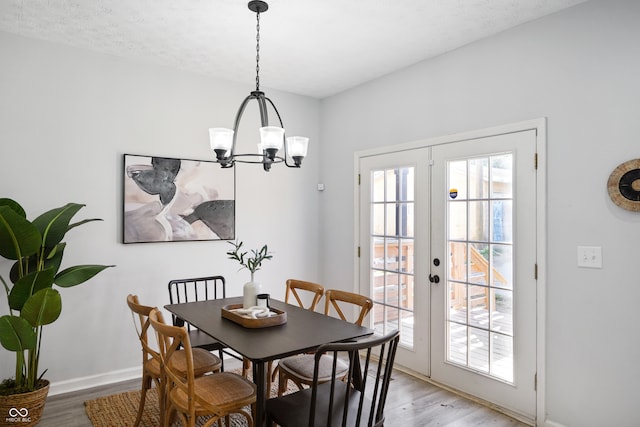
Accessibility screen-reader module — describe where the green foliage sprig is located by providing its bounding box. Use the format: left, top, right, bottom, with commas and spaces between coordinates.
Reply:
226, 241, 273, 278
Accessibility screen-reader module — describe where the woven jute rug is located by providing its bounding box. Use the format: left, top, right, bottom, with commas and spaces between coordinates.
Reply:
84, 370, 296, 427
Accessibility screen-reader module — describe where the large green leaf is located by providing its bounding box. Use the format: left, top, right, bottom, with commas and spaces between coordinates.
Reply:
10, 242, 67, 283
21, 288, 62, 327
67, 218, 103, 233
0, 205, 41, 261
8, 269, 55, 311
0, 198, 26, 217
32, 203, 85, 249
55, 264, 114, 288
0, 315, 36, 351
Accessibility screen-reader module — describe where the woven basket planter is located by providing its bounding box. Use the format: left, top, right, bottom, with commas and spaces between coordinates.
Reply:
0, 380, 49, 426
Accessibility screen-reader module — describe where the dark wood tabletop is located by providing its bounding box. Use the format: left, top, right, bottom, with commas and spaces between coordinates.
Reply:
164, 296, 372, 427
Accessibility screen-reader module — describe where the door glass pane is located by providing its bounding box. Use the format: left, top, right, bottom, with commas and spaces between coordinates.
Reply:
400, 274, 414, 310
468, 243, 489, 284
386, 169, 397, 201
385, 238, 399, 271
468, 285, 489, 329
449, 242, 467, 282
491, 154, 513, 198
385, 272, 399, 306
491, 200, 512, 242
491, 288, 513, 335
469, 158, 488, 199
448, 281, 467, 324
372, 170, 385, 202
491, 333, 513, 382
398, 239, 414, 273
448, 160, 468, 200
469, 201, 488, 241
372, 204, 384, 235
370, 166, 415, 349
448, 322, 467, 365
400, 309, 414, 348
448, 202, 467, 240
490, 244, 513, 289
371, 237, 385, 270
445, 153, 515, 383
468, 327, 489, 373
385, 204, 397, 236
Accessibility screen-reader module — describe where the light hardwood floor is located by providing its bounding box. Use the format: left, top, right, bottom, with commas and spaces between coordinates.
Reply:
40, 359, 529, 426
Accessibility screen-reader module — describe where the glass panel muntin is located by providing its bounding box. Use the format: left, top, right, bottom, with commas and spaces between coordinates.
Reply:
371, 166, 415, 348
445, 153, 514, 383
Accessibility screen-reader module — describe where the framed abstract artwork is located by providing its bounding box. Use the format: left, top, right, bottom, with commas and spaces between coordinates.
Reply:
123, 154, 235, 243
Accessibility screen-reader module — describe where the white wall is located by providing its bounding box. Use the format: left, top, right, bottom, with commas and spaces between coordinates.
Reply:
2, 0, 639, 425
319, 0, 640, 426
0, 32, 320, 392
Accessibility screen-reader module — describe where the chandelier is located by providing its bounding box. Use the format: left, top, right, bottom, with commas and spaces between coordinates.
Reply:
209, 0, 309, 172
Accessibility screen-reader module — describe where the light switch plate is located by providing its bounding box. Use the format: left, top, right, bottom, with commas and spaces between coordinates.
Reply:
577, 246, 602, 268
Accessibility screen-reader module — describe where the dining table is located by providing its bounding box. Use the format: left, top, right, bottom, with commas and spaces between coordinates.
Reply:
164, 296, 373, 427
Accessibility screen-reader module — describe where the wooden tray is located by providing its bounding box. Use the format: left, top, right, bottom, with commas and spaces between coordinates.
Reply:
221, 304, 287, 328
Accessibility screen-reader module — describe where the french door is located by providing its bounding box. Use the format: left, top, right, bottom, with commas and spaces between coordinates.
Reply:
359, 149, 430, 372
359, 128, 538, 421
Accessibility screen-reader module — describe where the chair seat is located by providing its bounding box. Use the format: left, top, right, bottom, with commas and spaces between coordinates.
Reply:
169, 372, 256, 416
266, 381, 376, 427
144, 348, 221, 378
278, 354, 349, 383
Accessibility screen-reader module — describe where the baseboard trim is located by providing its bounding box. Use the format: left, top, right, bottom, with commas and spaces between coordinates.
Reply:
48, 367, 141, 396
47, 352, 242, 396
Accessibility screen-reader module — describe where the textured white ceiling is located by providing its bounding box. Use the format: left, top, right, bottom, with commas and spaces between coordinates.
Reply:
0, 0, 588, 98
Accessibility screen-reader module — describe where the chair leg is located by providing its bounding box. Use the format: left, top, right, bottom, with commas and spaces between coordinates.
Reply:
155, 377, 165, 427
164, 406, 177, 427
133, 374, 151, 427
242, 357, 251, 378
270, 363, 279, 382
277, 369, 287, 397
266, 360, 273, 396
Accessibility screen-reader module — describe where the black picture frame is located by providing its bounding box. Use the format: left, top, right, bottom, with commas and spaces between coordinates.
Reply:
123, 154, 235, 243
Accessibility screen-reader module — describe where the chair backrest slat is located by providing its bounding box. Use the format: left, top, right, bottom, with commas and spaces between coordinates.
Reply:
168, 276, 226, 329
309, 330, 400, 427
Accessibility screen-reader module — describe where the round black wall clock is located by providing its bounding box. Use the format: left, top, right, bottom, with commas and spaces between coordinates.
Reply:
607, 159, 640, 212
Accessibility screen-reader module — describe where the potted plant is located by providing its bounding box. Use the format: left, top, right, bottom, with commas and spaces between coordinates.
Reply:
226, 241, 272, 308
0, 198, 113, 425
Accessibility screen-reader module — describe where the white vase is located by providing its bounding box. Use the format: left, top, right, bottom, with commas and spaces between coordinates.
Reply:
243, 281, 261, 308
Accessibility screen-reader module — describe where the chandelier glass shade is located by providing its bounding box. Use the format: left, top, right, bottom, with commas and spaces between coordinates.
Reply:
209, 1, 308, 171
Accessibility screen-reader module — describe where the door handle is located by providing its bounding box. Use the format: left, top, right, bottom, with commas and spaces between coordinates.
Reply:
429, 274, 440, 284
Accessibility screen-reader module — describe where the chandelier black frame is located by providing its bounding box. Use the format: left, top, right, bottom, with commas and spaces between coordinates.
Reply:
209, 0, 308, 172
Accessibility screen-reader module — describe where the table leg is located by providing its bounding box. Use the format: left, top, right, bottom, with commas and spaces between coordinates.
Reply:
253, 360, 267, 427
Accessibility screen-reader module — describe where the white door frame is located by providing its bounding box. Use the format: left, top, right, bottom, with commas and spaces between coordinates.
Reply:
353, 118, 547, 424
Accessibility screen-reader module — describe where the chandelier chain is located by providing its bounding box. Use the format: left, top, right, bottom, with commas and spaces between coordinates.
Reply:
255, 10, 261, 91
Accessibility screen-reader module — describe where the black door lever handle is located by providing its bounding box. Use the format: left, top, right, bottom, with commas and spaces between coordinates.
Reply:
429, 274, 440, 284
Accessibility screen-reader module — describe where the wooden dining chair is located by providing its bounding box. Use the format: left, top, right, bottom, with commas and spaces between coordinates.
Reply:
276, 289, 373, 396
267, 279, 325, 392
266, 330, 400, 427
168, 275, 248, 374
148, 308, 257, 427
126, 295, 222, 427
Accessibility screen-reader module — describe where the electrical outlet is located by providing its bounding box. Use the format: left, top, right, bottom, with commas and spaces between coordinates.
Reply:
577, 246, 602, 269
